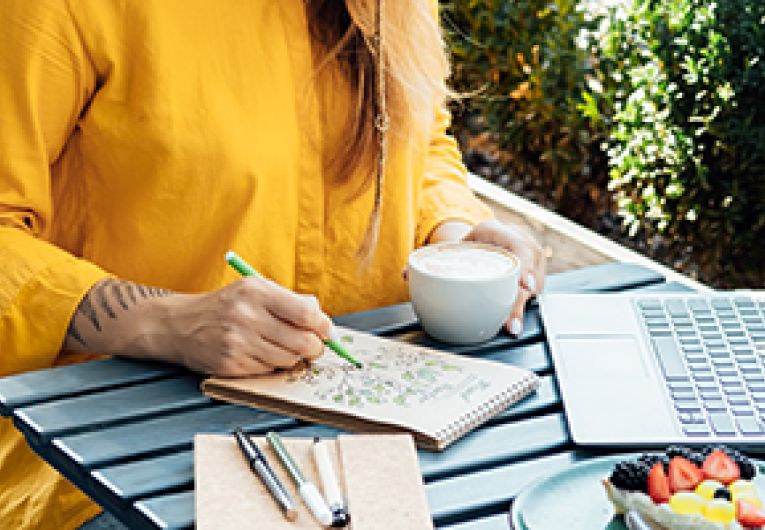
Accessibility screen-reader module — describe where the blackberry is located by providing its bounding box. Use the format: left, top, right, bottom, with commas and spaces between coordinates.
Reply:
699, 444, 728, 457
714, 487, 732, 501
665, 445, 694, 460
637, 453, 670, 472
662, 446, 706, 467
610, 461, 650, 492
686, 451, 706, 468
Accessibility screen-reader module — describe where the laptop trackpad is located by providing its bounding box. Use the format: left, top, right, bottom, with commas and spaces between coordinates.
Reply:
556, 335, 649, 378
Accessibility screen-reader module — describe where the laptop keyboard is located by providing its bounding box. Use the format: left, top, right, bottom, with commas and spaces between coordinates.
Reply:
636, 296, 765, 438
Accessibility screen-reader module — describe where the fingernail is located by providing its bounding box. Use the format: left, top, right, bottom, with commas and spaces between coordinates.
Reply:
526, 273, 537, 294
511, 318, 523, 336
328, 326, 341, 343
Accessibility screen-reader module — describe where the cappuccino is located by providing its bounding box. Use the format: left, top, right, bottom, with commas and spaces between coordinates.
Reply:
407, 242, 521, 344
410, 245, 517, 280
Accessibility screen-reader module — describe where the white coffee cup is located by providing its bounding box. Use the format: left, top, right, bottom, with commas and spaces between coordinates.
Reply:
406, 241, 520, 344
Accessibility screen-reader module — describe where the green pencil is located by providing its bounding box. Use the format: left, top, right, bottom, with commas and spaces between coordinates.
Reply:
225, 250, 363, 369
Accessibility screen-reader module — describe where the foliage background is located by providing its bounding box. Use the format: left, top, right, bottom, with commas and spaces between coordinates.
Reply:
442, 0, 611, 224
441, 0, 765, 287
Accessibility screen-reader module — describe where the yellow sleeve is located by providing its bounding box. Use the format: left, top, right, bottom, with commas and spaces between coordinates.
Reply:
0, 1, 109, 375
415, 103, 495, 247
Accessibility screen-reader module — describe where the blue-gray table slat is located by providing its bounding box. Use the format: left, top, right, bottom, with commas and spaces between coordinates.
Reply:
542, 261, 663, 293
427, 450, 584, 526
438, 513, 510, 530
333, 302, 417, 335
396, 309, 542, 353
417, 413, 570, 481
134, 491, 194, 530
15, 375, 208, 446
0, 358, 178, 415
480, 342, 551, 374
94, 452, 194, 502
91, 375, 560, 503
52, 404, 294, 469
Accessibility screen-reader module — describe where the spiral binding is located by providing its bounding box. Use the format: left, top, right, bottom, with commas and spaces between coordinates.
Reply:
433, 373, 541, 448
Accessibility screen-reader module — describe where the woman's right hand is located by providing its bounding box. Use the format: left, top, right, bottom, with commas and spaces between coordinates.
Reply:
64, 277, 334, 377
157, 278, 333, 376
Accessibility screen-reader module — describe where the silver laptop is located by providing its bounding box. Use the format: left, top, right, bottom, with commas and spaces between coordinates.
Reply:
539, 291, 765, 446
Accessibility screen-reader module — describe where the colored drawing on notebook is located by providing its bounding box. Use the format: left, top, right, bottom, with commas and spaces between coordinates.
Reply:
285, 336, 490, 408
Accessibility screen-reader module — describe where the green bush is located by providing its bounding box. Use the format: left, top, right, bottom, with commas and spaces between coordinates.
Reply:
441, 0, 611, 221
594, 0, 765, 286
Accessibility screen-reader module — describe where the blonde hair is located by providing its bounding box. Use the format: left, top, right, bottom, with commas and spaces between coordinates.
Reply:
304, 0, 451, 260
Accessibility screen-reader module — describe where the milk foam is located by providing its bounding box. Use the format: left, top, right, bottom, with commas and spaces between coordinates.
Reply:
413, 247, 516, 280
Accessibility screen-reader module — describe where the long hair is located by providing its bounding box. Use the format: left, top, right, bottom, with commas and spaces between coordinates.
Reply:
304, 0, 451, 260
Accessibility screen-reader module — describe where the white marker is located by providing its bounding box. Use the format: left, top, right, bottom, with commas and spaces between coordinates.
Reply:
313, 437, 350, 527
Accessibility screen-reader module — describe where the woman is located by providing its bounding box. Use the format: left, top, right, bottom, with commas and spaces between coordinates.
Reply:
0, 0, 545, 528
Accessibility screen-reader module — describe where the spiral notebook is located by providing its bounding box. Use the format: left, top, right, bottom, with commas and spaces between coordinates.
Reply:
201, 328, 539, 451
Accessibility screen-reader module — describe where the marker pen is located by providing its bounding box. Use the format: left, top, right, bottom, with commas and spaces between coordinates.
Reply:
266, 431, 333, 526
312, 437, 350, 527
233, 428, 298, 521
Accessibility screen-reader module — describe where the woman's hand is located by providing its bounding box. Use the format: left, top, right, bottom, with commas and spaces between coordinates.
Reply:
463, 219, 546, 335
64, 277, 334, 377
427, 219, 546, 336
157, 279, 333, 376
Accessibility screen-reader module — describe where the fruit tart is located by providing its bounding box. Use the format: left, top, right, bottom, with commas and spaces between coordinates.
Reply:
603, 445, 765, 529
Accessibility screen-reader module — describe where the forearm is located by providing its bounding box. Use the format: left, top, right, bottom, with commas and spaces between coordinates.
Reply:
63, 278, 182, 362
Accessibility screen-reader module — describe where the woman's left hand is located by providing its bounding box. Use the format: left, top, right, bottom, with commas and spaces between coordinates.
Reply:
424, 218, 546, 336
462, 219, 546, 335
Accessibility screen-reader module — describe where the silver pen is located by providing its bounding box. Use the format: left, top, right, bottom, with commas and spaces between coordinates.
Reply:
267, 431, 333, 526
234, 428, 298, 521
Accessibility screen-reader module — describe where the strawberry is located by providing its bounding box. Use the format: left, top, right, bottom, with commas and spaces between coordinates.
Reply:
703, 449, 741, 485
737, 499, 765, 527
668, 456, 704, 492
648, 462, 671, 503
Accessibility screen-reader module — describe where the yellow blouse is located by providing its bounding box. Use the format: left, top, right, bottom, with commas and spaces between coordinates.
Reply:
0, 0, 493, 527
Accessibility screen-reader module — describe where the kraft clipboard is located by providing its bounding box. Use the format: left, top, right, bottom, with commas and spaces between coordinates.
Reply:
195, 433, 433, 530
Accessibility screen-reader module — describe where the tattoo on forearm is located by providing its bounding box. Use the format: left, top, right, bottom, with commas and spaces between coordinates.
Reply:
97, 281, 116, 318
111, 282, 129, 310
65, 279, 173, 348
125, 283, 138, 305
66, 320, 86, 347
79, 295, 101, 332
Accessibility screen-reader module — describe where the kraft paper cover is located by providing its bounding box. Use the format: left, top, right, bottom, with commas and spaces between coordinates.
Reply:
194, 433, 433, 530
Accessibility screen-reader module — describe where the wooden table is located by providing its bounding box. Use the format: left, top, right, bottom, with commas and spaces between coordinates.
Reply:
0, 262, 690, 529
